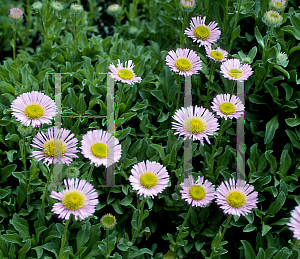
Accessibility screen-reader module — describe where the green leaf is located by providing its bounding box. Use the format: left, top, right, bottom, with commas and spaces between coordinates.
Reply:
76, 221, 91, 251
129, 248, 153, 258
111, 199, 123, 214
0, 82, 15, 94
157, 110, 169, 122
286, 129, 300, 150
282, 25, 300, 40
0, 164, 17, 183
11, 214, 30, 240
149, 144, 165, 160
120, 195, 133, 206
77, 93, 87, 114
231, 25, 241, 41
1, 234, 23, 246
286, 114, 300, 127
241, 240, 256, 259
268, 191, 286, 215
243, 224, 256, 232
264, 115, 279, 144
18, 240, 31, 259
254, 26, 264, 48
274, 65, 290, 79
278, 149, 291, 177
262, 223, 272, 236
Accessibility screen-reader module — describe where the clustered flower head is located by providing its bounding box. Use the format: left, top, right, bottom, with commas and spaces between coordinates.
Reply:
51, 1, 64, 11
269, 0, 286, 12
9, 8, 23, 20
101, 213, 117, 229
32, 1, 43, 11
70, 3, 84, 12
166, 48, 202, 77
205, 45, 228, 62
50, 178, 98, 220
108, 59, 142, 85
262, 10, 283, 28
276, 51, 289, 67
184, 16, 221, 47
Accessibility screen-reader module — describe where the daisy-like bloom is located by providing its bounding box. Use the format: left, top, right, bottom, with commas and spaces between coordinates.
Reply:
205, 45, 228, 62
184, 16, 221, 47
262, 10, 283, 28
129, 160, 170, 199
10, 91, 57, 128
108, 59, 142, 85
101, 213, 117, 229
80, 129, 122, 167
215, 178, 258, 217
211, 93, 244, 120
287, 205, 300, 240
10, 8, 23, 19
30, 126, 79, 166
180, 175, 215, 207
50, 178, 98, 220
269, 0, 286, 12
172, 105, 219, 146
166, 48, 202, 77
220, 59, 253, 82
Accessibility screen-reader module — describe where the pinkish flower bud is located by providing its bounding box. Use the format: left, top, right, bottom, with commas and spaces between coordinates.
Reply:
10, 8, 23, 19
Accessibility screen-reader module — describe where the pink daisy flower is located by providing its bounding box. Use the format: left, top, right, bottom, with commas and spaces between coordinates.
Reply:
205, 45, 228, 62
220, 59, 253, 82
10, 8, 23, 19
80, 129, 122, 167
287, 205, 300, 240
108, 59, 142, 85
171, 105, 219, 146
30, 126, 79, 166
215, 178, 258, 217
165, 48, 202, 77
180, 175, 215, 207
211, 93, 244, 120
184, 16, 221, 47
10, 91, 57, 128
50, 178, 98, 220
129, 160, 170, 199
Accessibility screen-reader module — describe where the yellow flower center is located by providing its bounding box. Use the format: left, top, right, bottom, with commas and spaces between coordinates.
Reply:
189, 185, 206, 200
193, 25, 210, 40
184, 116, 206, 134
228, 68, 243, 79
175, 57, 192, 71
219, 102, 236, 115
43, 139, 66, 158
226, 190, 247, 208
140, 172, 158, 189
117, 68, 133, 80
24, 104, 44, 119
211, 50, 223, 61
91, 143, 108, 158
62, 190, 86, 210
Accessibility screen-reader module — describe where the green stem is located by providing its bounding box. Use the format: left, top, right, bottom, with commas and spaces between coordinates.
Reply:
206, 61, 215, 108
13, 26, 16, 62
42, 164, 53, 214
176, 75, 182, 110
262, 28, 270, 63
115, 83, 124, 128
58, 217, 71, 259
208, 120, 226, 177
86, 163, 95, 182
174, 205, 193, 253
223, 0, 228, 37
209, 215, 232, 259
205, 0, 208, 14
23, 136, 30, 205
106, 229, 110, 258
228, 0, 242, 53
74, 13, 78, 45
295, 239, 300, 247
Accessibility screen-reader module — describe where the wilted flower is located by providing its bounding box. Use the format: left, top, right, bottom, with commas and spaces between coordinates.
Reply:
10, 8, 23, 19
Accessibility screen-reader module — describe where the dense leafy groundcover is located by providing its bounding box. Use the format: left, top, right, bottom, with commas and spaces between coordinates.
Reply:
1, 0, 300, 258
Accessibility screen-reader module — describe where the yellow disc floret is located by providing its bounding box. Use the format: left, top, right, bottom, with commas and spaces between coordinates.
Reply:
228, 68, 243, 79
43, 139, 66, 158
175, 57, 192, 71
91, 143, 108, 158
140, 172, 158, 189
24, 104, 44, 119
211, 50, 223, 61
189, 185, 206, 200
226, 190, 247, 208
219, 102, 236, 115
193, 25, 210, 40
62, 190, 86, 210
117, 68, 134, 80
184, 116, 206, 134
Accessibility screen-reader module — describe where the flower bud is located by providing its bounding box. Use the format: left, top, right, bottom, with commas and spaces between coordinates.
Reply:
10, 8, 23, 20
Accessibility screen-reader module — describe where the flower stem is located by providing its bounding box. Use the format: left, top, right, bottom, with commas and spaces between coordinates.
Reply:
13, 28, 16, 62
42, 163, 53, 214
176, 75, 182, 110
228, 0, 242, 53
223, 0, 228, 36
86, 163, 95, 182
174, 205, 192, 254
106, 229, 110, 258
209, 214, 232, 259
58, 217, 71, 259
262, 28, 271, 63
22, 136, 30, 205
208, 120, 226, 177
115, 83, 124, 129
206, 61, 215, 108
